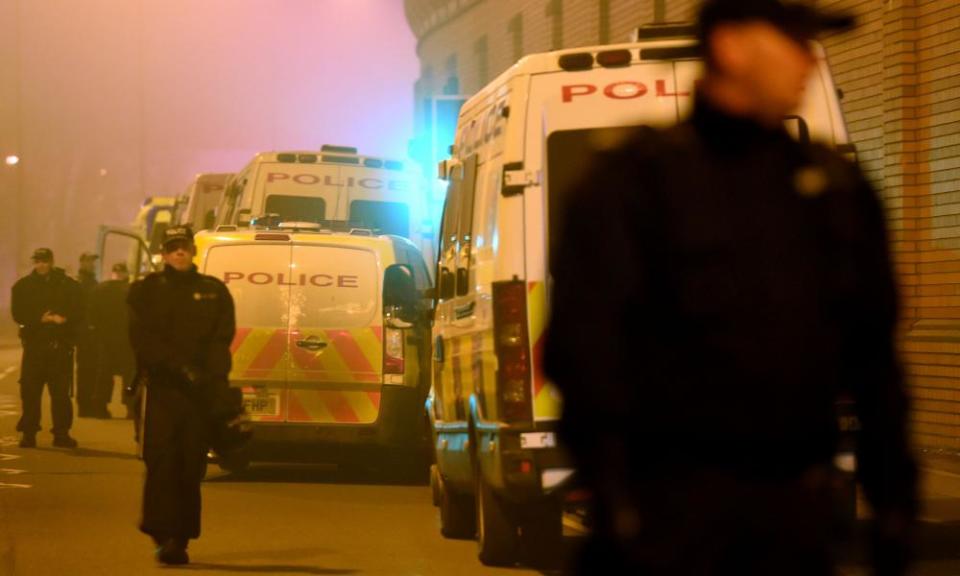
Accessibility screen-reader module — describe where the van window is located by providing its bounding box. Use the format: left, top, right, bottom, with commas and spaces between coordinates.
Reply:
456, 155, 479, 294
437, 167, 462, 299
218, 174, 248, 226
546, 127, 639, 268
349, 200, 410, 237
264, 195, 326, 223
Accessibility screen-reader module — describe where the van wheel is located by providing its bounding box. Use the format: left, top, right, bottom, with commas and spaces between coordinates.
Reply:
520, 497, 564, 568
439, 472, 476, 539
477, 475, 520, 566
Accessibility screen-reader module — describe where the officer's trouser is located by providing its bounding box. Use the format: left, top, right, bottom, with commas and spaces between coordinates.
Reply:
140, 384, 207, 541
17, 341, 73, 435
575, 467, 836, 576
75, 333, 98, 412
94, 358, 134, 414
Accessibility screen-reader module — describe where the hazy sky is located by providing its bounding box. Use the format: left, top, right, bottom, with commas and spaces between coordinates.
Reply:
2, 0, 418, 281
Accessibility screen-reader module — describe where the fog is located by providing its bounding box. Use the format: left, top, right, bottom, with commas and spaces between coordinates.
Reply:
0, 0, 417, 310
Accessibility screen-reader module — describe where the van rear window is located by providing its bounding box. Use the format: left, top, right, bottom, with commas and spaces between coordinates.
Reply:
265, 195, 326, 223
349, 200, 410, 237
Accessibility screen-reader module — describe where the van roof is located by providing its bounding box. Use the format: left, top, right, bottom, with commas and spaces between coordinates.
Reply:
247, 150, 414, 173
459, 36, 697, 117
194, 228, 417, 252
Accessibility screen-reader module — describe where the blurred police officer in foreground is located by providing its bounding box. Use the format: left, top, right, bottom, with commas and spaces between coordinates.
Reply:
545, 1, 916, 575
90, 262, 135, 419
75, 251, 100, 417
128, 226, 235, 565
11, 248, 81, 448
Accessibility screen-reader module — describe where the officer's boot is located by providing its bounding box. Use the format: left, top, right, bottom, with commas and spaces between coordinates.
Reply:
156, 538, 189, 565
18, 432, 36, 448
52, 433, 78, 448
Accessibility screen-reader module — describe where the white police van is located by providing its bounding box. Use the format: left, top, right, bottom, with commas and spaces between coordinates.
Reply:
429, 23, 854, 566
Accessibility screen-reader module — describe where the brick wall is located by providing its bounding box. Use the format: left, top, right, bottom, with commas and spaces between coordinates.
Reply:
405, 0, 960, 452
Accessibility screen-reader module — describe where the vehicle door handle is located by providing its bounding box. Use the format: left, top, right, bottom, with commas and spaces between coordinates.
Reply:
296, 339, 328, 351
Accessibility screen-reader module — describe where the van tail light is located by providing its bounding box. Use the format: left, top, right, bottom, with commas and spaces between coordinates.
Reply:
492, 280, 532, 423
384, 327, 405, 374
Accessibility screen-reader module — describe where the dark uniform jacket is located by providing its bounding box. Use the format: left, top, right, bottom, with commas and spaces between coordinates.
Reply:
77, 269, 98, 331
11, 267, 83, 346
128, 265, 235, 398
90, 279, 135, 374
544, 98, 916, 517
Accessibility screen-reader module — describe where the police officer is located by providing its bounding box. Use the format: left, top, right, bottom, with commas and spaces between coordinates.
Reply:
11, 248, 81, 448
75, 252, 100, 417
128, 226, 235, 565
90, 262, 135, 419
545, 1, 916, 575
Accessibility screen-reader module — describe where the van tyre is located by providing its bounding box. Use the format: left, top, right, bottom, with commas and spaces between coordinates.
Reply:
520, 497, 564, 568
438, 472, 476, 539
476, 475, 520, 566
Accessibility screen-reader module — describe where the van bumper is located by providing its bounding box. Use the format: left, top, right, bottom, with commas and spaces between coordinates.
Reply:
475, 421, 575, 503
238, 385, 426, 462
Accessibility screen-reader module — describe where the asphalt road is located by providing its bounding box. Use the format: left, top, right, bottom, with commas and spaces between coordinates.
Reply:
1, 343, 960, 575
0, 346, 556, 576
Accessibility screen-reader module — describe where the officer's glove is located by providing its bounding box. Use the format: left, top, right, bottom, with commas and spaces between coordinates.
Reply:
179, 365, 208, 389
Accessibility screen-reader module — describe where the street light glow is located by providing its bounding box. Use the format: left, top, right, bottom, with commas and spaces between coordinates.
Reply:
4, 155, 19, 166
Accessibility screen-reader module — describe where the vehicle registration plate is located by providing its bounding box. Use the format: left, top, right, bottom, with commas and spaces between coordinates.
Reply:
243, 394, 279, 417
520, 432, 556, 449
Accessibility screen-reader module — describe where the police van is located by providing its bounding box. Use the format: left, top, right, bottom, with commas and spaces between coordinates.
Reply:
193, 224, 432, 474
215, 145, 433, 267
429, 24, 853, 566
96, 196, 180, 281
176, 172, 233, 231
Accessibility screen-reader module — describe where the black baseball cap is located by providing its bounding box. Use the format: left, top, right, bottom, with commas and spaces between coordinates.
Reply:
162, 226, 194, 249
111, 262, 129, 274
698, 0, 855, 46
79, 252, 98, 262
31, 248, 53, 262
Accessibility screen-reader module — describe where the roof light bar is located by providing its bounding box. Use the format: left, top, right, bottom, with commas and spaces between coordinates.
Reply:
596, 49, 632, 68
322, 155, 360, 165
558, 53, 593, 71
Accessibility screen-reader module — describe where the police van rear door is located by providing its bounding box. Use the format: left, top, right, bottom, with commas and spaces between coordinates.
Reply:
285, 241, 383, 425
202, 240, 294, 423
528, 55, 690, 422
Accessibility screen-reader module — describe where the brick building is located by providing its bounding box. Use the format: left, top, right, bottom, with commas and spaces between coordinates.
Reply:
404, 0, 960, 452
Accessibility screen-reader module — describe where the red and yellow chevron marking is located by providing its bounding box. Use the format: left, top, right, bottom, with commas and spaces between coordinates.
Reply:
230, 327, 383, 384
286, 389, 381, 424
529, 281, 562, 420
289, 327, 383, 384
232, 326, 385, 425
231, 328, 286, 382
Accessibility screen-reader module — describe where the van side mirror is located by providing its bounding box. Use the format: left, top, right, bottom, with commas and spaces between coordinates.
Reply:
237, 209, 252, 227
783, 115, 810, 145
384, 264, 418, 327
